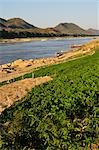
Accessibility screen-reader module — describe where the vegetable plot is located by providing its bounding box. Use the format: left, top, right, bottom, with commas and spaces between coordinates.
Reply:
0, 49, 99, 150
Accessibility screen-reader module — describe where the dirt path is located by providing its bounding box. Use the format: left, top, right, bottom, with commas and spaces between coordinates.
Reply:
0, 76, 52, 113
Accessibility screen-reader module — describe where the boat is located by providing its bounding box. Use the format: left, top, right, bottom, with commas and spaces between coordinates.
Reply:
71, 44, 81, 48
56, 50, 64, 57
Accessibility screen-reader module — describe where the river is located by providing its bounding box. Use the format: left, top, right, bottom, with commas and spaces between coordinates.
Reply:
0, 37, 93, 65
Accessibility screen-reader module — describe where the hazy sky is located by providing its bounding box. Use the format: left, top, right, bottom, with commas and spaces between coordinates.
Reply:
0, 0, 99, 29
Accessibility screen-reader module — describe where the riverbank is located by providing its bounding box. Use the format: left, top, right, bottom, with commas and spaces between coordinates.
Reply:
0, 39, 99, 83
0, 36, 98, 44
0, 39, 99, 112
0, 37, 48, 44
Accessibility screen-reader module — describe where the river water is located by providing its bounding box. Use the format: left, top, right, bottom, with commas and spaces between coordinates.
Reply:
0, 37, 93, 65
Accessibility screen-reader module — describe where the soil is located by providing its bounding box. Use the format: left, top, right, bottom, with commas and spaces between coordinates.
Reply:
0, 76, 52, 113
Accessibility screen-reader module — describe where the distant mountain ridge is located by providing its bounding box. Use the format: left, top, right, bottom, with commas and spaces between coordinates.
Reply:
87, 28, 99, 35
0, 17, 99, 38
0, 18, 37, 29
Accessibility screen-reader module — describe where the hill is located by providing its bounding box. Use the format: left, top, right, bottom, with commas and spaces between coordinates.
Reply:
6, 18, 37, 29
0, 18, 7, 29
0, 17, 98, 38
87, 28, 99, 35
0, 18, 37, 29
54, 23, 88, 35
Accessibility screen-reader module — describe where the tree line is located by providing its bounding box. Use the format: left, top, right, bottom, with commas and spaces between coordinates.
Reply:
0, 29, 96, 39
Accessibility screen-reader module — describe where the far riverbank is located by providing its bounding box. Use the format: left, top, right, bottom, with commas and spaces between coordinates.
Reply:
0, 36, 98, 44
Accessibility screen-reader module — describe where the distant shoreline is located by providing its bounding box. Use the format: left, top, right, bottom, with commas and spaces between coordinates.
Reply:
0, 36, 97, 44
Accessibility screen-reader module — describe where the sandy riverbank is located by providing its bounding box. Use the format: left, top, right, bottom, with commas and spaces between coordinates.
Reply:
0, 37, 50, 44
0, 39, 99, 83
0, 37, 79, 44
0, 36, 97, 44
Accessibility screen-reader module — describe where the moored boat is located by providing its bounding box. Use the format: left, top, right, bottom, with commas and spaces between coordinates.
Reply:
71, 44, 81, 48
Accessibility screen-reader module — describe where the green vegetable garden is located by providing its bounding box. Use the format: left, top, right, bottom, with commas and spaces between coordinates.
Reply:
0, 48, 99, 150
